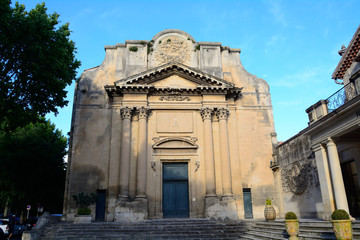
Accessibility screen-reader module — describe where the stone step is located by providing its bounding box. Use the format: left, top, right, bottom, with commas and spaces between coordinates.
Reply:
37, 219, 248, 240
240, 220, 360, 240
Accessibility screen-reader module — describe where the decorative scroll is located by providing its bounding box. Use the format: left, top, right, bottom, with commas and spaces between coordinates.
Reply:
152, 137, 160, 142
151, 161, 156, 172
195, 161, 200, 172
159, 90, 190, 101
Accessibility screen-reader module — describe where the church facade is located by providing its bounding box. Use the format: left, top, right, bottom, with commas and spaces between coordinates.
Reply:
63, 29, 279, 222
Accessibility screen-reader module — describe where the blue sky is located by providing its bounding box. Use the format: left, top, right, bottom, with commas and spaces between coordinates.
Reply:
16, 0, 360, 141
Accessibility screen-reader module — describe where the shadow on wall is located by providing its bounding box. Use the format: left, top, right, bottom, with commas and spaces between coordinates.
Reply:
277, 135, 323, 218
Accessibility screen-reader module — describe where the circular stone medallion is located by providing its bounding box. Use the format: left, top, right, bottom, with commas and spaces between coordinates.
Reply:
153, 36, 191, 66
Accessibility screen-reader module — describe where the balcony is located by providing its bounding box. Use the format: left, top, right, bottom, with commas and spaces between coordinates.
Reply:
306, 78, 360, 124
327, 78, 360, 112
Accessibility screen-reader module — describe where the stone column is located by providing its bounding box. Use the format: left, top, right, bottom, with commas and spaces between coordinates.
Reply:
312, 143, 335, 219
119, 106, 133, 199
326, 138, 350, 213
136, 107, 150, 198
216, 108, 233, 197
200, 107, 216, 197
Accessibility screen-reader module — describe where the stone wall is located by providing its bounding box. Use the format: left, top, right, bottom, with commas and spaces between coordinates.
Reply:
276, 134, 323, 218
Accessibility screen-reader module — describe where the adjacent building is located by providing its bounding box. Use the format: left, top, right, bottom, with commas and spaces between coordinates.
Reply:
275, 25, 360, 219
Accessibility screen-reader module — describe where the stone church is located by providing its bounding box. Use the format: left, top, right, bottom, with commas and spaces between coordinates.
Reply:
63, 29, 279, 222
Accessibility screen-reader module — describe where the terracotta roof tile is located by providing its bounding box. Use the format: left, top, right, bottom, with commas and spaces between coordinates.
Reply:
332, 25, 360, 80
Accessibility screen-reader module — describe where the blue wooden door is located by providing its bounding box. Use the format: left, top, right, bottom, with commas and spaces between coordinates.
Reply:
243, 188, 253, 219
163, 163, 189, 218
95, 189, 106, 221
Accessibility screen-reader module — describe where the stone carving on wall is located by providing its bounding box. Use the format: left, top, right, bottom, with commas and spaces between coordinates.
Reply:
151, 161, 156, 172
159, 90, 190, 101
281, 156, 319, 195
154, 36, 191, 66
195, 161, 200, 172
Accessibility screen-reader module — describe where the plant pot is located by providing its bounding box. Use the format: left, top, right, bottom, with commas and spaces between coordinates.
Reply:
74, 215, 92, 223
264, 205, 276, 220
285, 219, 299, 240
331, 219, 352, 240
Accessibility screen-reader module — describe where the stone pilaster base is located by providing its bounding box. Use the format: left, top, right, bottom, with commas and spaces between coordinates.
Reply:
114, 197, 148, 222
205, 196, 238, 221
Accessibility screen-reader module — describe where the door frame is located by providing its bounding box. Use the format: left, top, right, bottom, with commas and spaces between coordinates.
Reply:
160, 159, 191, 218
162, 162, 189, 218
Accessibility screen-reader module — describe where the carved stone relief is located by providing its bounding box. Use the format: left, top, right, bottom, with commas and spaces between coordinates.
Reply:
281, 156, 319, 195
159, 90, 190, 101
153, 36, 191, 66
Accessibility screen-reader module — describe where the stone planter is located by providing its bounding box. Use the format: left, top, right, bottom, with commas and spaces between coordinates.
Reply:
331, 219, 352, 240
264, 205, 276, 220
74, 215, 92, 223
285, 219, 299, 240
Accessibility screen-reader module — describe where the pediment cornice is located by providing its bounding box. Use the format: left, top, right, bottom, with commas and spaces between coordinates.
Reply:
105, 62, 242, 98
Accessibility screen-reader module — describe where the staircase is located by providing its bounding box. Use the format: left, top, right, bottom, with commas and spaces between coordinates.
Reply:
238, 219, 360, 240
37, 218, 249, 240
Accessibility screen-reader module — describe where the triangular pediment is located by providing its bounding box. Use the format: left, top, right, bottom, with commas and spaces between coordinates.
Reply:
105, 62, 242, 98
153, 75, 197, 89
113, 62, 234, 90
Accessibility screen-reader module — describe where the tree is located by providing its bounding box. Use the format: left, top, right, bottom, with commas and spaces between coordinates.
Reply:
0, 1, 81, 130
0, 119, 67, 214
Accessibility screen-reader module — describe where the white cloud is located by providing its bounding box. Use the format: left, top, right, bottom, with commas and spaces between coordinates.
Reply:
271, 67, 327, 88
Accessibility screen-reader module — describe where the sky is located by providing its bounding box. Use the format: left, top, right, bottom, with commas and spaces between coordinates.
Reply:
15, 0, 360, 141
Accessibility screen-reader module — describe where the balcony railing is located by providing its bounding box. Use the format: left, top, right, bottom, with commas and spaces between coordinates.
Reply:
327, 79, 359, 112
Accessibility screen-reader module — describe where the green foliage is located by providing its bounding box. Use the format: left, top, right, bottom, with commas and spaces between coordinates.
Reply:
0, 119, 67, 213
72, 192, 98, 209
129, 46, 138, 52
285, 212, 297, 220
266, 198, 272, 205
167, 38, 171, 42
194, 44, 200, 51
147, 42, 153, 54
0, 1, 81, 131
77, 207, 91, 215
331, 209, 350, 220
159, 40, 162, 44
139, 40, 146, 45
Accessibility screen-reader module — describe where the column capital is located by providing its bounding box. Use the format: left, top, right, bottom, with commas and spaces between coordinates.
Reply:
312, 143, 324, 152
326, 137, 337, 147
137, 106, 151, 120
120, 106, 133, 120
216, 108, 230, 121
200, 107, 214, 121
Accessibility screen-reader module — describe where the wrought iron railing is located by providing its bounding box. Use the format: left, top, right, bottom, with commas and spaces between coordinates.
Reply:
327, 80, 359, 112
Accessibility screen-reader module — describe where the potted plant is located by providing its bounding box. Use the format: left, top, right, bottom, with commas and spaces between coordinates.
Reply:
330, 209, 352, 240
264, 198, 276, 220
285, 212, 299, 240
72, 192, 97, 223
